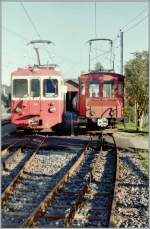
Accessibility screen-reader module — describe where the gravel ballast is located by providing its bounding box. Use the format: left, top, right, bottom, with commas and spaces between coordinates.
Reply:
112, 149, 149, 228
2, 147, 80, 227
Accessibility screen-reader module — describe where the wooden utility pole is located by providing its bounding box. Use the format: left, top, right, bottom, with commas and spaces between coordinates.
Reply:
120, 30, 124, 75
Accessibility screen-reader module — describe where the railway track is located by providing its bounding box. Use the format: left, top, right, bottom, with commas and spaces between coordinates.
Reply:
1, 138, 39, 193
1, 135, 86, 227
1, 133, 119, 228
23, 133, 118, 228
2, 135, 48, 196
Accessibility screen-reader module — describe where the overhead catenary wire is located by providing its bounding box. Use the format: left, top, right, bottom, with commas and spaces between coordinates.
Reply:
123, 15, 148, 33
2, 26, 42, 67
112, 7, 147, 45
94, 0, 97, 38
20, 0, 57, 64
2, 26, 28, 41
2, 24, 83, 74
3, 4, 148, 77
19, 0, 41, 39
111, 7, 147, 73
120, 7, 147, 31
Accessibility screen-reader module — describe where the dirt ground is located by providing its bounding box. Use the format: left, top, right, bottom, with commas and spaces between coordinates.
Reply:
114, 131, 148, 150
1, 122, 149, 150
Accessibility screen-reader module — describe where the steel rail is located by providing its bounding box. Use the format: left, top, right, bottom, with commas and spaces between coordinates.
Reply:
109, 134, 120, 227
63, 134, 105, 227
23, 134, 111, 228
2, 133, 118, 228
64, 133, 106, 227
23, 133, 117, 228
1, 139, 26, 156
64, 168, 93, 227
1, 135, 48, 206
66, 132, 118, 227
22, 137, 93, 227
1, 140, 29, 171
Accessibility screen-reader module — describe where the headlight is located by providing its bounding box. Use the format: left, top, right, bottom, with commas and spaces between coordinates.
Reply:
49, 106, 56, 113
15, 107, 22, 113
90, 110, 95, 116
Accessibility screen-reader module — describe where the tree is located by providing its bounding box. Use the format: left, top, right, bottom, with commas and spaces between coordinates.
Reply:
95, 62, 104, 71
1, 94, 8, 106
124, 51, 148, 131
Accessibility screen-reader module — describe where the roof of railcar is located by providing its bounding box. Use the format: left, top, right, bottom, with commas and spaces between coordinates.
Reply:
80, 71, 125, 78
11, 66, 62, 77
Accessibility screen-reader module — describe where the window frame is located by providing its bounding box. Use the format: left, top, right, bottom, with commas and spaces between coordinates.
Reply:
81, 81, 85, 96
118, 80, 124, 96
43, 78, 58, 98
103, 80, 114, 98
89, 80, 100, 98
12, 78, 28, 99
30, 78, 40, 97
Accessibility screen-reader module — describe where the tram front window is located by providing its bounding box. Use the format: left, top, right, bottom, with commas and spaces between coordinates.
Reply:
43, 79, 58, 97
30, 79, 40, 97
103, 81, 114, 97
89, 80, 100, 97
13, 79, 28, 98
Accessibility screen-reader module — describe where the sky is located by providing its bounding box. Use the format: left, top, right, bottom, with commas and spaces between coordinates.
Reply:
2, 1, 148, 86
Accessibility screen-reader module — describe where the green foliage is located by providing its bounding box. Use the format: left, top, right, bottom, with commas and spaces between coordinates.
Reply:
1, 92, 11, 107
124, 51, 148, 130
117, 122, 148, 134
1, 94, 8, 104
124, 98, 135, 122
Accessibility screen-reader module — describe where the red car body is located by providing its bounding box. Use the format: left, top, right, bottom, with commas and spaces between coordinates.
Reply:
78, 72, 124, 127
11, 66, 66, 129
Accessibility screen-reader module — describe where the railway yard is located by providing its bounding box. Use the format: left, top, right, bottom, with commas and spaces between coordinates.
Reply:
1, 120, 149, 228
2, 1, 149, 228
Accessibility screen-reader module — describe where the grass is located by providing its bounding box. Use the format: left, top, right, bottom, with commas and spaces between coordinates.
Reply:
117, 122, 148, 135
137, 150, 149, 170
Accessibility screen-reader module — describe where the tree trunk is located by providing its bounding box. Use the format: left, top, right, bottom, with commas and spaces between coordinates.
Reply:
135, 101, 138, 131
139, 112, 144, 131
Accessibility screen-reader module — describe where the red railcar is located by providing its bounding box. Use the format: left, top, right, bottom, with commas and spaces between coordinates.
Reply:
11, 66, 67, 129
11, 40, 67, 130
78, 71, 124, 128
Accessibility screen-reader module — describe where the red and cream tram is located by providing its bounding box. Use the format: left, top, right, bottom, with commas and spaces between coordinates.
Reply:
11, 40, 67, 130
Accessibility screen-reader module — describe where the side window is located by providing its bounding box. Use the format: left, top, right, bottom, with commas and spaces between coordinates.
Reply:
81, 81, 85, 95
89, 80, 100, 98
103, 81, 114, 97
30, 79, 40, 97
118, 81, 124, 96
43, 79, 58, 98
